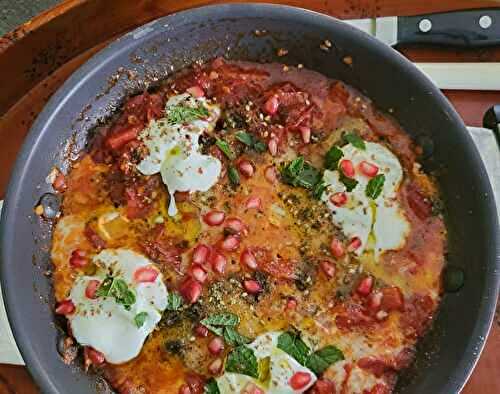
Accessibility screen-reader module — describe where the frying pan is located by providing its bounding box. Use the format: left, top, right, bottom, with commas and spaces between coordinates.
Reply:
1, 4, 499, 394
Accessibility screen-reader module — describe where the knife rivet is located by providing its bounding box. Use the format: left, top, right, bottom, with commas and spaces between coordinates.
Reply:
479, 15, 492, 29
418, 19, 432, 33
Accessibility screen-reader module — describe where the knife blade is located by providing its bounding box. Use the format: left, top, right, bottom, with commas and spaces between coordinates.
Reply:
344, 10, 500, 91
344, 9, 500, 48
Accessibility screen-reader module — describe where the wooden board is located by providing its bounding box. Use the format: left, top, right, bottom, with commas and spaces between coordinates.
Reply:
0, 1, 498, 393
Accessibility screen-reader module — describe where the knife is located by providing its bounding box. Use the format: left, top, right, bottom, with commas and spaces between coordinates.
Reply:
344, 9, 500, 91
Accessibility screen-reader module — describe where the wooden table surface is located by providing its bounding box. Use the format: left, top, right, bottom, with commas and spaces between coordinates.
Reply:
0, 1, 498, 393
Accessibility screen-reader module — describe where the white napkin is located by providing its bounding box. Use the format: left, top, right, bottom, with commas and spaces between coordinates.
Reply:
0, 128, 498, 366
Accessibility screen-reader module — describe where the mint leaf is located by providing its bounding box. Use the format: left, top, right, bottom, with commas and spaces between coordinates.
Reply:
325, 146, 343, 170
253, 140, 267, 153
312, 180, 326, 200
134, 312, 148, 328
281, 157, 322, 190
277, 331, 311, 366
201, 312, 240, 327
95, 276, 113, 297
365, 174, 385, 199
305, 345, 344, 374
228, 166, 240, 186
204, 378, 220, 394
167, 105, 209, 124
344, 133, 366, 150
216, 139, 235, 160
339, 173, 358, 192
225, 346, 259, 378
235, 131, 254, 147
166, 292, 182, 311
223, 326, 251, 346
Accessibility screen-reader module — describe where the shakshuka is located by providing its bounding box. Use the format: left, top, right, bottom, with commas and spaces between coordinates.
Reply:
45, 58, 446, 394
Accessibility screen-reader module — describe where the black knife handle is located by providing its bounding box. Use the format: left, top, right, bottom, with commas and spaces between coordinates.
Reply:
397, 9, 500, 47
483, 105, 500, 143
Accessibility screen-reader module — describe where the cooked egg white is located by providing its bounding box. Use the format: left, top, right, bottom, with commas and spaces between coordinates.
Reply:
137, 93, 222, 216
216, 331, 317, 393
68, 249, 168, 364
322, 142, 410, 259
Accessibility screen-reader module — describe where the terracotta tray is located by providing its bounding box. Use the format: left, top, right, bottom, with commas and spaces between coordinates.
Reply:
0, 1, 498, 392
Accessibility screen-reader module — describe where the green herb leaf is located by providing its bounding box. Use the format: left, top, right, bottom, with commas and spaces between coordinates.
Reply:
312, 180, 326, 200
204, 378, 220, 394
225, 346, 259, 378
253, 141, 267, 153
201, 313, 240, 327
365, 174, 385, 199
134, 312, 148, 328
277, 331, 311, 366
216, 139, 235, 160
95, 276, 113, 297
166, 292, 183, 311
235, 131, 267, 153
339, 173, 358, 192
344, 133, 366, 150
167, 105, 209, 125
305, 345, 344, 374
228, 166, 240, 186
325, 146, 344, 170
281, 157, 322, 190
223, 326, 251, 346
235, 131, 254, 147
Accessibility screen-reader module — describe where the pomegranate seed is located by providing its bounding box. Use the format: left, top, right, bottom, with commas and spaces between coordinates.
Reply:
340, 159, 355, 177
268, 138, 278, 156
357, 276, 374, 296
208, 337, 224, 355
69, 249, 88, 268
330, 238, 345, 258
320, 261, 336, 278
134, 266, 159, 283
203, 210, 225, 226
359, 161, 379, 177
264, 166, 278, 183
348, 237, 362, 252
330, 192, 348, 207
211, 252, 227, 274
264, 95, 279, 115
245, 196, 262, 210
299, 126, 311, 144
289, 371, 312, 390
84, 346, 105, 366
243, 279, 262, 294
186, 85, 205, 98
368, 291, 383, 311
240, 249, 258, 270
55, 300, 75, 315
194, 324, 209, 337
208, 358, 223, 374
238, 160, 254, 178
243, 383, 265, 394
225, 217, 247, 235
192, 244, 211, 265
85, 280, 101, 299
190, 264, 208, 283
285, 297, 297, 311
179, 278, 202, 304
220, 235, 240, 251
179, 384, 191, 394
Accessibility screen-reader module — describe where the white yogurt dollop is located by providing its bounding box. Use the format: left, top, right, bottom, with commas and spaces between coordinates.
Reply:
137, 93, 222, 216
321, 141, 410, 259
69, 249, 168, 364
